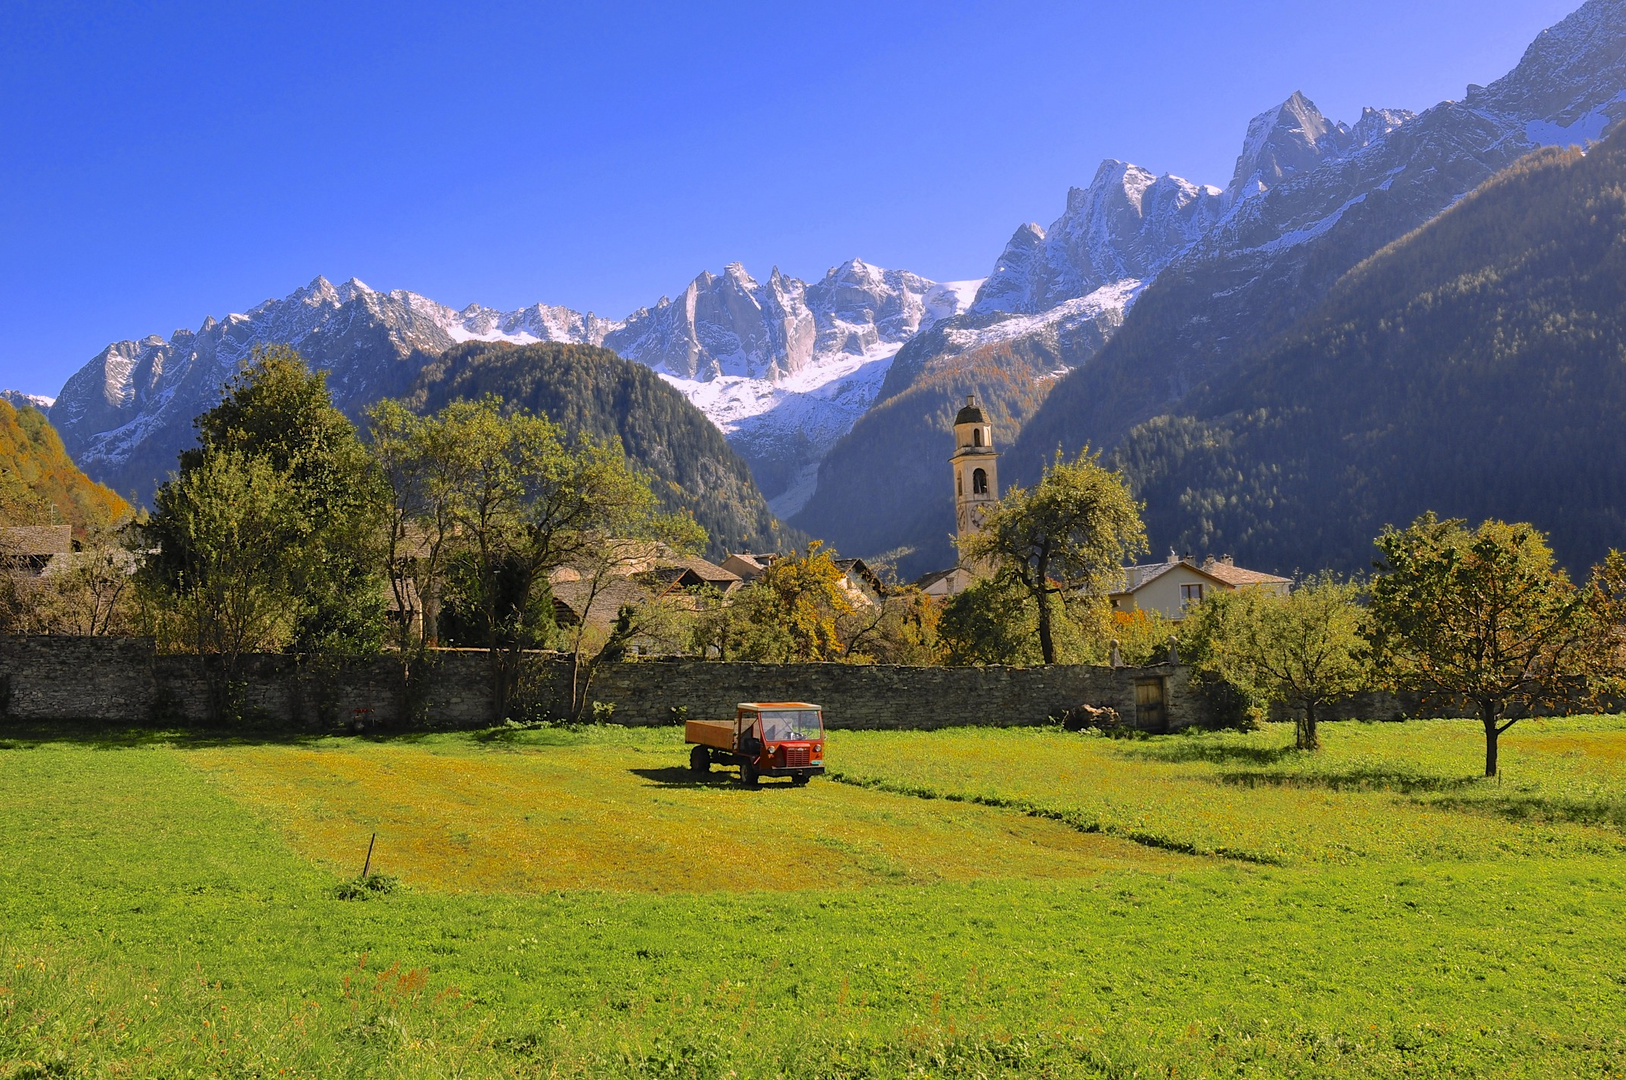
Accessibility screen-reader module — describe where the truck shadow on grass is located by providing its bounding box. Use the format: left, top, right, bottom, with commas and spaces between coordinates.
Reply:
629, 766, 754, 789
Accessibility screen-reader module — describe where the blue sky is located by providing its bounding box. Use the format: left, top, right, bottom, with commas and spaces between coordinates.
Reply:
0, 0, 1581, 396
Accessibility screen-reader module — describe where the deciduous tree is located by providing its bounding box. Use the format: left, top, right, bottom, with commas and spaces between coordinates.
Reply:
1367, 514, 1591, 776
384, 395, 700, 720
959, 449, 1147, 664
1182, 575, 1369, 750
1584, 549, 1626, 700
141, 450, 305, 717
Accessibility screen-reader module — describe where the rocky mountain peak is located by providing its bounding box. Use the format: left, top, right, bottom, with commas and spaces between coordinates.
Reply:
1480, 0, 1626, 133
969, 223, 1048, 315
290, 275, 340, 306
971, 157, 1224, 316
1227, 91, 1355, 200
0, 390, 54, 412
1350, 106, 1416, 149
335, 277, 373, 303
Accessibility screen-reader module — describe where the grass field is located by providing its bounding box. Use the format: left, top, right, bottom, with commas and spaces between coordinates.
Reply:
2, 716, 1625, 1077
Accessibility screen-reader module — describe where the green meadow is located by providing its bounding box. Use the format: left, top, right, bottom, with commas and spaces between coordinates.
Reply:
3, 718, 1625, 1078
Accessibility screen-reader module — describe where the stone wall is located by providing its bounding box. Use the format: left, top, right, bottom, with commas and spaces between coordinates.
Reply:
586, 659, 1198, 730
0, 636, 1201, 732
0, 636, 493, 729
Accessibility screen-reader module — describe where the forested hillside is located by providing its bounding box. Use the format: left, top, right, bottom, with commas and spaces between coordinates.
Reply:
0, 400, 129, 532
791, 339, 1061, 578
404, 341, 787, 559
1114, 131, 1626, 575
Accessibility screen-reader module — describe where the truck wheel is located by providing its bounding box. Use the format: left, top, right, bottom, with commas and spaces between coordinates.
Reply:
739, 760, 759, 787
689, 745, 710, 776
792, 774, 810, 786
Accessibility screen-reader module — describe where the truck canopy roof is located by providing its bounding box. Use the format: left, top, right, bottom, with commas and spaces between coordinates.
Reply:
737, 702, 821, 711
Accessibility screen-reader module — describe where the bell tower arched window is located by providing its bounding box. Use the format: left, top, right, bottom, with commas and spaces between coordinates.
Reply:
972, 468, 988, 495
972, 428, 983, 447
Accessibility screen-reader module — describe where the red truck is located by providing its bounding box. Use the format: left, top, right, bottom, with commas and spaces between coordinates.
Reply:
685, 702, 825, 786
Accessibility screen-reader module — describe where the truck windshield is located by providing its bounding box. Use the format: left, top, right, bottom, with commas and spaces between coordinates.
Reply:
759, 709, 821, 742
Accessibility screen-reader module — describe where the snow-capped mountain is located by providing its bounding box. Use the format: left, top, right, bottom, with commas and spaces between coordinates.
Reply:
1012, 0, 1626, 471
631, 263, 978, 515
0, 390, 54, 411
793, 0, 1626, 576
48, 260, 977, 512
1226, 94, 1415, 200
866, 98, 1415, 421
972, 161, 1227, 318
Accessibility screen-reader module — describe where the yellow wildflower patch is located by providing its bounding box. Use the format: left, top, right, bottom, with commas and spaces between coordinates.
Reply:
185, 736, 1183, 892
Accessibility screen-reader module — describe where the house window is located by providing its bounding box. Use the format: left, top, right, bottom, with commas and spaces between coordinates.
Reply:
1180, 583, 1204, 605
972, 428, 983, 447
972, 468, 988, 495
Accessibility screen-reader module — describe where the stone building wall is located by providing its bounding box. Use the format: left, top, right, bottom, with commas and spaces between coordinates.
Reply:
0, 636, 1200, 732
586, 659, 1197, 730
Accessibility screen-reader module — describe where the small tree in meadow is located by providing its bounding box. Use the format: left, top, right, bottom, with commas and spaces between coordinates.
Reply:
1366, 514, 1592, 776
1584, 549, 1626, 700
1182, 576, 1370, 750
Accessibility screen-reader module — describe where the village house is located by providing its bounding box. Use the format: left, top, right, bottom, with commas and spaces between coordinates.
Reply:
1110, 551, 1291, 620
722, 550, 885, 609
549, 543, 742, 634
1, 525, 72, 577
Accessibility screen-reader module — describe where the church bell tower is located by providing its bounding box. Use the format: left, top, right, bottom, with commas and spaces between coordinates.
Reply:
950, 394, 999, 548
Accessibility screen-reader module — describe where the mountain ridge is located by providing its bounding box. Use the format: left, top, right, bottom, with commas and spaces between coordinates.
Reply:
48, 259, 978, 512
794, 0, 1626, 577
1113, 129, 1626, 576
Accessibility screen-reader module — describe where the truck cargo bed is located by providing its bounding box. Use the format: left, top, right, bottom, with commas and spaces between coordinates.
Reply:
684, 719, 734, 751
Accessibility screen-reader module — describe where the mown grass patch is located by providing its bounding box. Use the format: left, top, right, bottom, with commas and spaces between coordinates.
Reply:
1, 721, 1624, 1077
183, 730, 1183, 892
829, 717, 1626, 864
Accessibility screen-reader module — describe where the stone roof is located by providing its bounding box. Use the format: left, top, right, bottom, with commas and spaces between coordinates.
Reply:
912, 567, 958, 591
659, 554, 740, 588
1202, 561, 1291, 587
1, 525, 71, 556
1114, 554, 1289, 596
954, 395, 986, 426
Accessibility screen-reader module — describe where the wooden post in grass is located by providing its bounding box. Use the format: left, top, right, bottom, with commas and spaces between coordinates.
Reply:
362, 833, 376, 879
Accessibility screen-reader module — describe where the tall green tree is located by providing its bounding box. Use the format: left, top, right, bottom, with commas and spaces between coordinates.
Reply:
1181, 576, 1370, 750
148, 346, 387, 653
142, 347, 387, 718
1366, 514, 1592, 776
141, 451, 305, 717
959, 449, 1147, 664
1584, 549, 1626, 701
379, 395, 698, 720
938, 576, 1041, 666
367, 399, 463, 656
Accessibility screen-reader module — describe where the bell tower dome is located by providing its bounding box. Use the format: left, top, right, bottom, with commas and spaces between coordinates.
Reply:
950, 394, 999, 547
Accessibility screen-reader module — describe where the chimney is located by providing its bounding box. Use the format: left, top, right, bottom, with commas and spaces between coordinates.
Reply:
1166, 548, 1179, 564
1223, 554, 1234, 566
1202, 554, 1215, 569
